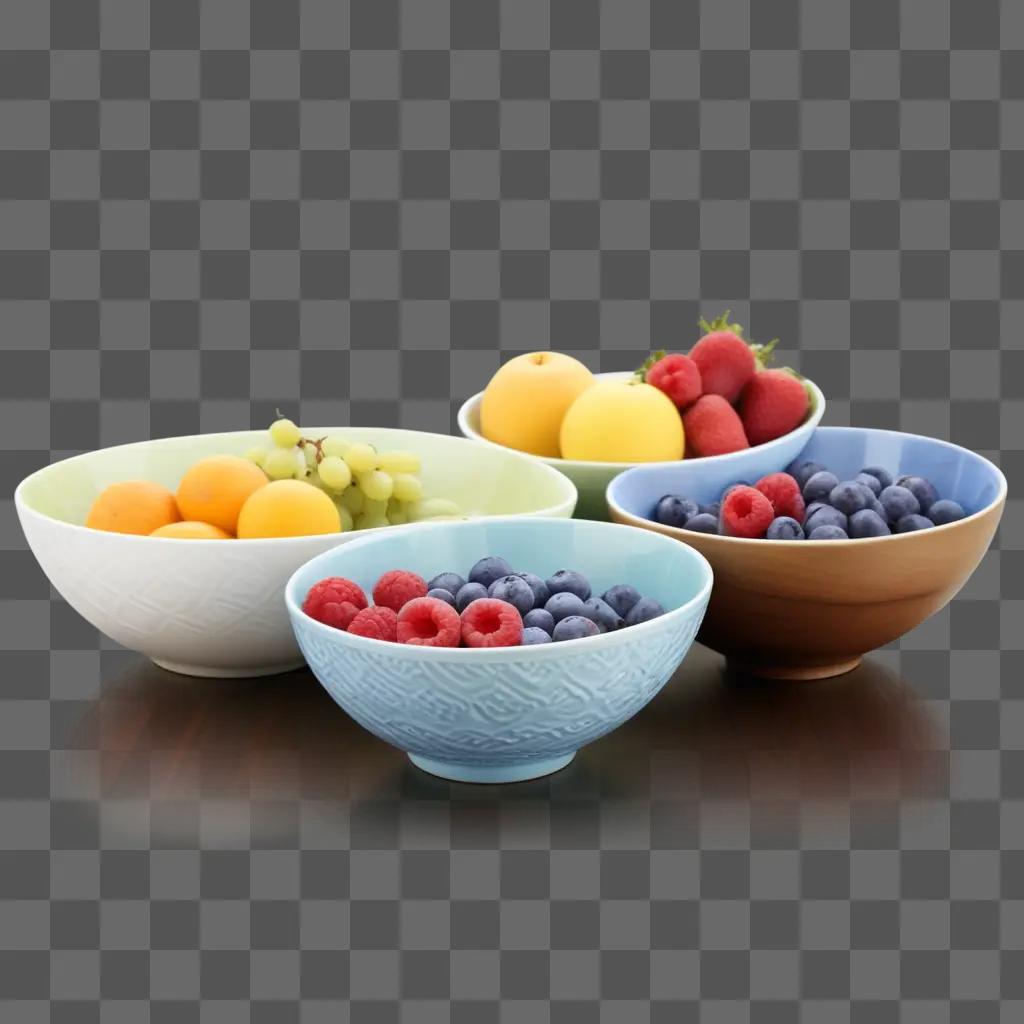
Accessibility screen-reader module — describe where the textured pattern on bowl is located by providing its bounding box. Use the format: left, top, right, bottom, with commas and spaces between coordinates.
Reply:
15, 428, 577, 677
286, 517, 712, 782
457, 371, 825, 520
608, 426, 1006, 680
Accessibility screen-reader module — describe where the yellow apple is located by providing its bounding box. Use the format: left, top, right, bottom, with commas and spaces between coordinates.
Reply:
480, 352, 595, 457
560, 380, 685, 462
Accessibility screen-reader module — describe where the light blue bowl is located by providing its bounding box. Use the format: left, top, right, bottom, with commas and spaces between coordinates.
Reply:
285, 517, 712, 783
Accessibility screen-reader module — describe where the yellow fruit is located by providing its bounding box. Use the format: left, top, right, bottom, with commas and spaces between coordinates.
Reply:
481, 351, 595, 457
176, 455, 268, 533
236, 479, 341, 538
86, 480, 181, 536
560, 380, 685, 462
150, 521, 232, 540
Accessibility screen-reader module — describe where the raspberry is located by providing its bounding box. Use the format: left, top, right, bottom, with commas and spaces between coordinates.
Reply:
303, 576, 368, 630
754, 472, 805, 522
347, 605, 399, 642
396, 597, 461, 647
373, 569, 428, 612
720, 485, 774, 539
460, 598, 523, 649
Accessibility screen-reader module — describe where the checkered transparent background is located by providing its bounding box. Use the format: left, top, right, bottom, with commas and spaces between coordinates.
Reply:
1, 0, 1022, 1018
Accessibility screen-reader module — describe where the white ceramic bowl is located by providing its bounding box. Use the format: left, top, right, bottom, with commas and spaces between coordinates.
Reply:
457, 371, 826, 520
16, 428, 577, 678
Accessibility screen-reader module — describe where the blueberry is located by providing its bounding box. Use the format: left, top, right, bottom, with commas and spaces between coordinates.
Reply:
808, 525, 848, 540
684, 513, 719, 534
546, 569, 591, 602
655, 494, 699, 528
625, 597, 666, 626
427, 587, 457, 607
468, 555, 513, 589
896, 475, 939, 513
829, 481, 871, 517
855, 472, 882, 496
545, 591, 588, 624
861, 465, 893, 490
803, 501, 827, 524
515, 572, 549, 608
455, 581, 488, 612
581, 597, 623, 633
879, 485, 919, 522
928, 499, 966, 526
601, 584, 642, 619
766, 516, 804, 540
521, 626, 553, 645
802, 470, 840, 504
866, 495, 888, 521
488, 574, 535, 616
896, 513, 934, 533
552, 615, 601, 642
523, 608, 555, 635
804, 505, 848, 534
427, 572, 466, 597
700, 502, 720, 518
848, 509, 890, 538
788, 461, 826, 489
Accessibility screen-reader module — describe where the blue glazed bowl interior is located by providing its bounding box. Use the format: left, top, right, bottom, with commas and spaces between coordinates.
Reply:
609, 426, 1005, 525
288, 516, 711, 623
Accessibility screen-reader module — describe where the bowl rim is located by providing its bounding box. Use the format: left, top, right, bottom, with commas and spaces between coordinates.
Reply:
457, 370, 827, 471
606, 424, 1009, 548
285, 515, 714, 660
14, 426, 579, 547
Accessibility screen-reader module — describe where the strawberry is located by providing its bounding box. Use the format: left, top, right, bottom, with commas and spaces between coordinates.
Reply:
739, 369, 809, 446
690, 312, 776, 403
636, 350, 702, 409
681, 394, 749, 457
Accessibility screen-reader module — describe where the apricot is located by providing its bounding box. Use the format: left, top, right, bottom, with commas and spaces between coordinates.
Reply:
236, 479, 341, 539
86, 480, 181, 536
150, 521, 232, 540
176, 455, 268, 534
481, 351, 595, 458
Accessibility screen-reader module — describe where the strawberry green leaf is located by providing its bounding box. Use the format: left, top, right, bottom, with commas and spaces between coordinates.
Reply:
697, 310, 745, 337
750, 338, 779, 368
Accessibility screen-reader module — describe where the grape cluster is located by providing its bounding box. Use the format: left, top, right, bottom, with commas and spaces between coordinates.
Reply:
245, 418, 463, 531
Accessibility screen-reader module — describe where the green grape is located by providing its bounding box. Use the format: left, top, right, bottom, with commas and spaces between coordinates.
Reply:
318, 455, 352, 492
358, 469, 393, 502
412, 497, 463, 520
338, 505, 354, 533
355, 511, 388, 531
344, 442, 378, 475
264, 447, 304, 480
386, 498, 407, 525
245, 445, 268, 466
362, 496, 389, 518
269, 417, 301, 448
321, 435, 350, 459
391, 472, 422, 503
377, 450, 421, 475
339, 485, 365, 515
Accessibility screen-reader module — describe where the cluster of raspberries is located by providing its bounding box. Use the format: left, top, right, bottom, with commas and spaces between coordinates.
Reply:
301, 570, 524, 648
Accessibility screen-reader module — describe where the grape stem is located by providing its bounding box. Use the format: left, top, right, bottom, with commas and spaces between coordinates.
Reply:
297, 435, 328, 465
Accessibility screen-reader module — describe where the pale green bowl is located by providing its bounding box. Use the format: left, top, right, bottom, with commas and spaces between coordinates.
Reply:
16, 428, 577, 677
458, 372, 826, 521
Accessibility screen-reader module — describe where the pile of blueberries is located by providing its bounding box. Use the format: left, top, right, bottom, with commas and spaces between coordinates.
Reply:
428, 556, 666, 644
788, 462, 966, 539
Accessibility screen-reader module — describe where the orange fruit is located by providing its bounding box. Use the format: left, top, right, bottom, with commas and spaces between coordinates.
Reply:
150, 521, 232, 540
236, 479, 341, 539
176, 455, 268, 534
85, 480, 181, 536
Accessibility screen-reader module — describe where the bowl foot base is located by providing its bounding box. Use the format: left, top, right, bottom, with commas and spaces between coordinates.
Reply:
409, 752, 575, 784
728, 656, 863, 681
152, 658, 306, 679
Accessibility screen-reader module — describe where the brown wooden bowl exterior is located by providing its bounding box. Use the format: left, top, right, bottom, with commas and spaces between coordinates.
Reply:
611, 495, 1005, 679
